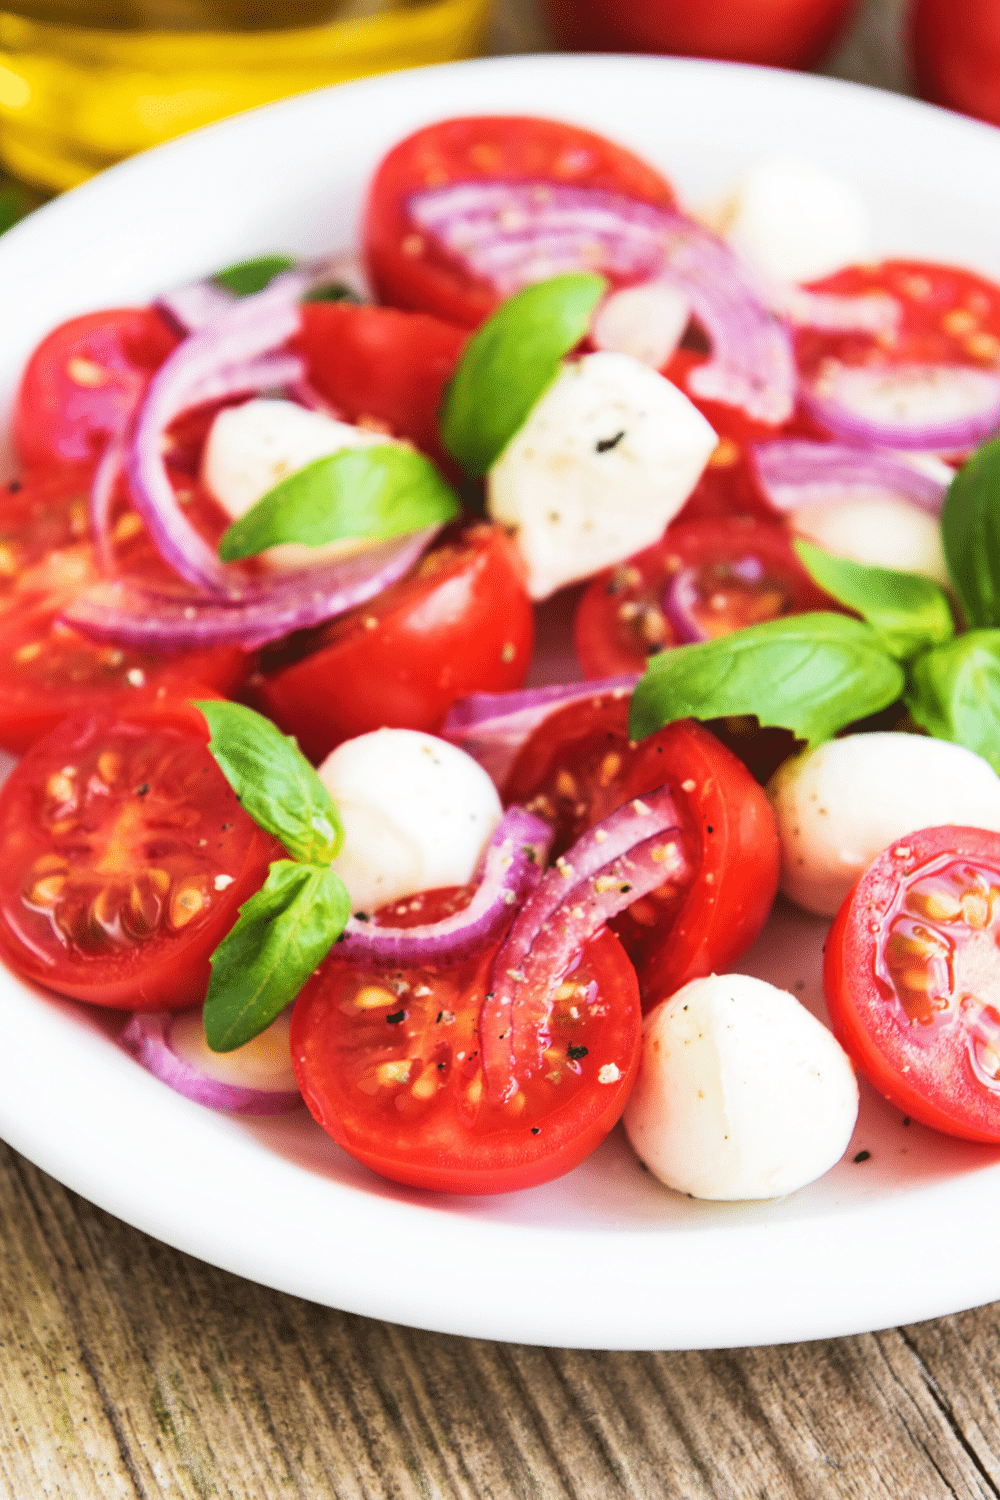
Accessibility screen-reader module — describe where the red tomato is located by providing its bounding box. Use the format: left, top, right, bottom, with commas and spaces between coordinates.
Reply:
0, 697, 280, 1011
14, 307, 179, 472
503, 699, 780, 1006
824, 825, 1000, 1143
364, 115, 675, 328
252, 523, 534, 763
573, 517, 830, 680
291, 885, 640, 1194
912, 0, 1000, 128
545, 0, 855, 69
0, 469, 250, 754
294, 302, 466, 471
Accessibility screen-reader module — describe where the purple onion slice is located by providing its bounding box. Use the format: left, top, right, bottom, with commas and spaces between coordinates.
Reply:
801, 360, 1000, 452
333, 806, 552, 969
751, 439, 953, 516
776, 285, 899, 334
408, 180, 796, 424
154, 280, 237, 336
121, 1009, 301, 1114
480, 787, 691, 1101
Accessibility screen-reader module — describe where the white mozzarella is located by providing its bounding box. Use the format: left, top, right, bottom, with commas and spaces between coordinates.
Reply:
768, 732, 1000, 917
623, 973, 859, 1200
170, 1010, 298, 1094
590, 282, 691, 370
318, 729, 503, 912
486, 351, 717, 600
201, 396, 392, 570
705, 155, 871, 284
789, 494, 949, 585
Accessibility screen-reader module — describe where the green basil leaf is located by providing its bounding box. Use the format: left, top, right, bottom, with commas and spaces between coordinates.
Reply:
193, 700, 342, 864
629, 612, 905, 745
440, 272, 606, 476
906, 630, 1000, 773
794, 540, 954, 661
941, 437, 1000, 628
204, 860, 350, 1051
302, 281, 361, 304
217, 445, 459, 561
212, 254, 296, 297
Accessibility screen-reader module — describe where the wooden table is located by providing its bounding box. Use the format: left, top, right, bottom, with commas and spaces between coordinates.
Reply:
7, 2, 1000, 1495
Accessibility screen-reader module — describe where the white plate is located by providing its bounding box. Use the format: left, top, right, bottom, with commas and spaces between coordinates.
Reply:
1, 54, 1000, 1351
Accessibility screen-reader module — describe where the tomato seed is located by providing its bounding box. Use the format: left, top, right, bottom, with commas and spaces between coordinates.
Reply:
66, 357, 108, 387
170, 884, 204, 928
355, 985, 397, 1010
30, 875, 65, 905
411, 1069, 438, 1101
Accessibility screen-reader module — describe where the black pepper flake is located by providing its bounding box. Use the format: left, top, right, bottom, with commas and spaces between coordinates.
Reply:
386, 1009, 406, 1025
595, 429, 625, 454
354, 911, 370, 923
8, 479, 21, 493
902, 1116, 911, 1127
853, 1149, 871, 1163
221, 822, 233, 831
706, 825, 714, 834
567, 1044, 588, 1060
134, 783, 150, 797
531, 1126, 541, 1135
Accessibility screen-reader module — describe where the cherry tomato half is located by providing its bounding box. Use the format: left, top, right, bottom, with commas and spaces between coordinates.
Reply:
364, 115, 675, 328
824, 825, 1000, 1143
0, 697, 280, 1011
14, 306, 180, 472
912, 0, 1000, 129
503, 698, 780, 1006
253, 523, 534, 764
291, 883, 640, 1194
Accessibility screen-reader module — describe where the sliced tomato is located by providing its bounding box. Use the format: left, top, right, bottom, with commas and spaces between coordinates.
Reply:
252, 523, 534, 764
824, 825, 1000, 1143
364, 115, 675, 328
14, 306, 180, 472
503, 699, 780, 1006
573, 516, 830, 679
291, 880, 640, 1194
0, 469, 250, 754
294, 302, 466, 471
0, 697, 280, 1011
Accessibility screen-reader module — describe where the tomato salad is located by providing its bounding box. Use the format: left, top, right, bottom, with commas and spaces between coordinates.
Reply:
3, 114, 1000, 1200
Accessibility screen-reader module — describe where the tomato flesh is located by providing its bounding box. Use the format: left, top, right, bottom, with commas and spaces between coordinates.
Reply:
825, 825, 1000, 1143
0, 698, 280, 1010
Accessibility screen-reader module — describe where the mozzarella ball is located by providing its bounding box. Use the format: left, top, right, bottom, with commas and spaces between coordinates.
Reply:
789, 494, 949, 586
591, 282, 691, 370
768, 733, 1000, 916
487, 351, 717, 599
170, 1010, 298, 1094
318, 729, 502, 912
624, 973, 858, 1200
201, 397, 392, 570
705, 155, 870, 284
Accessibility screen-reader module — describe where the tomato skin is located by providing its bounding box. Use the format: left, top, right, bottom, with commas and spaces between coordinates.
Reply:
824, 826, 1000, 1144
364, 115, 675, 328
545, 0, 855, 69
14, 307, 179, 472
503, 700, 780, 1006
291, 921, 640, 1194
294, 302, 466, 471
0, 697, 281, 1011
253, 524, 534, 764
912, 0, 1000, 128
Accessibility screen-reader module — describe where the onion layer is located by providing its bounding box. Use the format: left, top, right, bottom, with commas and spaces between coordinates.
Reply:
750, 439, 952, 516
801, 360, 1000, 452
121, 1010, 302, 1114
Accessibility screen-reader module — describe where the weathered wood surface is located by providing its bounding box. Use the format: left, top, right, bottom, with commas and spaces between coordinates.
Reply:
6, 2, 1000, 1496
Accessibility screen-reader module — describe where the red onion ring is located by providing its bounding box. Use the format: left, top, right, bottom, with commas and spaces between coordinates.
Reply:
750, 439, 951, 516
154, 280, 237, 336
776, 286, 899, 334
121, 1011, 302, 1114
334, 806, 551, 968
408, 181, 796, 425
800, 360, 1000, 452
442, 676, 639, 786
480, 787, 691, 1102
661, 554, 771, 645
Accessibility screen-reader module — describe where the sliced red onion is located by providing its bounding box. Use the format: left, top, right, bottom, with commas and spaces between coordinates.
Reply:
121, 1010, 301, 1114
662, 554, 770, 645
776, 285, 899, 334
60, 525, 439, 651
801, 360, 1000, 452
154, 280, 237, 336
89, 436, 124, 572
334, 806, 551, 968
442, 676, 639, 786
751, 439, 952, 516
480, 787, 691, 1101
408, 181, 796, 424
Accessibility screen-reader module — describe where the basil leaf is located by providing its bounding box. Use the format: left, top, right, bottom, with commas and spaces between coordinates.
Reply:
302, 281, 360, 304
629, 612, 905, 745
204, 860, 350, 1051
794, 540, 954, 661
212, 254, 296, 296
217, 445, 459, 561
906, 631, 1000, 773
440, 272, 606, 476
942, 437, 1000, 628
193, 700, 342, 864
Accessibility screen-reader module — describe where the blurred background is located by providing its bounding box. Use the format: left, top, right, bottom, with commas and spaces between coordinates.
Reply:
0, 0, 989, 217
